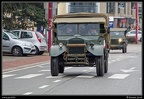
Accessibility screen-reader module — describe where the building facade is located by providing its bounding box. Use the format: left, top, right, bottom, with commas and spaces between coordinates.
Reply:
56, 2, 142, 29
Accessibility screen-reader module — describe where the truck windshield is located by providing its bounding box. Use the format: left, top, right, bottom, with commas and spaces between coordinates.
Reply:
57, 23, 100, 36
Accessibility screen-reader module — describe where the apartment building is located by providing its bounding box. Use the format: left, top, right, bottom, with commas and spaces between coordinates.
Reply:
55, 2, 140, 28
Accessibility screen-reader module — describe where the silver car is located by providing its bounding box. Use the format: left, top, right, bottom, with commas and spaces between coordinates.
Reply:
11, 29, 47, 55
2, 31, 36, 56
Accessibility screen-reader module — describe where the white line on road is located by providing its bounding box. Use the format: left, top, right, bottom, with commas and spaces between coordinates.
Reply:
82, 70, 88, 72
46, 76, 63, 79
111, 60, 116, 61
108, 62, 112, 64
53, 80, 61, 82
38, 85, 49, 89
23, 92, 33, 95
76, 75, 94, 78
108, 74, 130, 79
15, 74, 44, 79
89, 67, 94, 69
3, 74, 16, 78
3, 62, 50, 74
39, 70, 50, 72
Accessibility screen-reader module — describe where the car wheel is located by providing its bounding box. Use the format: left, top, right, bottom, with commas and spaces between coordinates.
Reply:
38, 51, 44, 55
96, 56, 104, 76
51, 57, 59, 76
12, 46, 23, 56
35, 46, 40, 55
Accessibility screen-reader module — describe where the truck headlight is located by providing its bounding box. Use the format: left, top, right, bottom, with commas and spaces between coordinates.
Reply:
118, 38, 122, 42
59, 42, 63, 48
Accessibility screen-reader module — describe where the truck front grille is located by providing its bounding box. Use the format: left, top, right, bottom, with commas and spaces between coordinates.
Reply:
68, 38, 85, 54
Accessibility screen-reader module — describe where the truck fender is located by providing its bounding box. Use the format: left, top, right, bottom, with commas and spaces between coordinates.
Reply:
86, 45, 104, 56
49, 45, 66, 56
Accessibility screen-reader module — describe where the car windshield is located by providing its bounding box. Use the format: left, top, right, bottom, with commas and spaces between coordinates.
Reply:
57, 23, 100, 36
110, 31, 124, 36
5, 32, 18, 39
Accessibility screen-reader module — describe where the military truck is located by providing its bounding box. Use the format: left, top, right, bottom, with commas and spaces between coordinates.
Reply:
110, 28, 128, 53
49, 12, 110, 76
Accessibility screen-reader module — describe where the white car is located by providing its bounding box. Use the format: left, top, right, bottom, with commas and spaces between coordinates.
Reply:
2, 31, 36, 56
126, 30, 142, 42
11, 29, 48, 55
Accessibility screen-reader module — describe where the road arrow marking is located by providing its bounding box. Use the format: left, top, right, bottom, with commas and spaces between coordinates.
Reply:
120, 67, 138, 73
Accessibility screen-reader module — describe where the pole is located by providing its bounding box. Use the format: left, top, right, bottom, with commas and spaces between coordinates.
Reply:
48, 2, 53, 52
135, 2, 138, 44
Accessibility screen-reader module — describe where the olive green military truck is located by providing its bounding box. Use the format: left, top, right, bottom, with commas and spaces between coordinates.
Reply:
110, 28, 128, 53
49, 12, 110, 76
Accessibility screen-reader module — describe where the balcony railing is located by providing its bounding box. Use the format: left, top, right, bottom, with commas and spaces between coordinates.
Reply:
68, 5, 97, 13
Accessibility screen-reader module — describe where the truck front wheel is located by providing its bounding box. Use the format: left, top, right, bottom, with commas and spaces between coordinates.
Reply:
96, 56, 104, 76
51, 57, 59, 76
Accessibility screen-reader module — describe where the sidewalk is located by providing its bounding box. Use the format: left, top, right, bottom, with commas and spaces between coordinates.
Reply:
2, 52, 50, 71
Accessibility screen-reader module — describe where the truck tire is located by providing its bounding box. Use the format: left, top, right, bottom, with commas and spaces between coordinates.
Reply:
104, 55, 108, 73
51, 57, 59, 76
96, 56, 104, 76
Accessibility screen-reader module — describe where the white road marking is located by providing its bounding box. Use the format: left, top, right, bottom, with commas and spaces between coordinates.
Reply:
108, 74, 130, 79
3, 62, 50, 74
128, 56, 137, 58
89, 67, 94, 69
82, 70, 88, 72
15, 74, 44, 79
108, 62, 111, 64
129, 67, 136, 70
120, 67, 138, 73
38, 66, 44, 68
38, 85, 49, 89
39, 70, 50, 72
120, 69, 138, 73
45, 76, 63, 79
3, 74, 16, 78
65, 67, 73, 70
76, 75, 94, 78
53, 80, 61, 82
23, 92, 33, 95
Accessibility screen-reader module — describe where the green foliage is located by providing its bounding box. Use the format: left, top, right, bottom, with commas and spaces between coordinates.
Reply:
3, 2, 47, 29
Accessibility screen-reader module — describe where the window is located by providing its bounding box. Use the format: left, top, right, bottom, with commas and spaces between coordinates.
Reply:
69, 2, 97, 13
118, 2, 125, 14
107, 2, 115, 13
2, 33, 9, 40
21, 31, 33, 38
12, 31, 20, 37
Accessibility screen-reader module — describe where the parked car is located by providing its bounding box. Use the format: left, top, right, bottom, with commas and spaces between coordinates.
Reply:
11, 29, 48, 55
2, 31, 36, 56
126, 30, 142, 42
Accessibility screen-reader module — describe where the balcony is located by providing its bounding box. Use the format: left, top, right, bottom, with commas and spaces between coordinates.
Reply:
68, 5, 97, 13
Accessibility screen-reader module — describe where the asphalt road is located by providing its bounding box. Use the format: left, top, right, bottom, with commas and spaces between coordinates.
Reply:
2, 44, 142, 96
